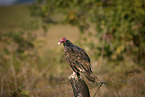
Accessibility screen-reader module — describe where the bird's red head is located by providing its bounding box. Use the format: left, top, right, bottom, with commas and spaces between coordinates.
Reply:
58, 37, 67, 45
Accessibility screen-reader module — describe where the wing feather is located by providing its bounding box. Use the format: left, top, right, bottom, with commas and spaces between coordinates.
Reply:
64, 46, 92, 74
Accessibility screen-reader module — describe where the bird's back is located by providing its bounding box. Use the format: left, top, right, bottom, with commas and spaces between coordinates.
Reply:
64, 42, 92, 74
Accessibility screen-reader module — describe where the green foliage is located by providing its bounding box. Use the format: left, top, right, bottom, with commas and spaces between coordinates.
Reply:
30, 0, 145, 67
10, 86, 30, 97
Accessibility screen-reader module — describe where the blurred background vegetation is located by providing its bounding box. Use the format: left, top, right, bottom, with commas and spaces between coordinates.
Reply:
0, 0, 145, 97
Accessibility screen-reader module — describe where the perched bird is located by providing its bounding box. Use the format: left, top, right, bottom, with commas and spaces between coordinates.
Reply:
58, 37, 97, 82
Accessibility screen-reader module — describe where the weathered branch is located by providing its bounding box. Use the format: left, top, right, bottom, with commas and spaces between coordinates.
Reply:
69, 73, 90, 97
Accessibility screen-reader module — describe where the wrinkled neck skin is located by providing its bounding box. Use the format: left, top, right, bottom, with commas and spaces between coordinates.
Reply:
63, 40, 74, 47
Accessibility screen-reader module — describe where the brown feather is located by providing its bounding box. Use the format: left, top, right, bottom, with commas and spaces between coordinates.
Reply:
63, 39, 97, 82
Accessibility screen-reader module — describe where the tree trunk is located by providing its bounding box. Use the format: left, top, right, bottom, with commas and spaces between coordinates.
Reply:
69, 73, 90, 97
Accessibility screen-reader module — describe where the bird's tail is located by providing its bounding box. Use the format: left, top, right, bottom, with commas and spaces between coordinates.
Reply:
82, 72, 97, 83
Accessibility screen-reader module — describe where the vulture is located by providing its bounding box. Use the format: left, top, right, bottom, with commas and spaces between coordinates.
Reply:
58, 37, 97, 82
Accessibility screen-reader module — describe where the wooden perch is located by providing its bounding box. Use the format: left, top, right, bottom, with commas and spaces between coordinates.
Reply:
69, 73, 90, 97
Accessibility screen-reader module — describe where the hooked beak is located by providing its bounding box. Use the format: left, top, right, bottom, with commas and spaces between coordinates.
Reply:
58, 42, 60, 45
